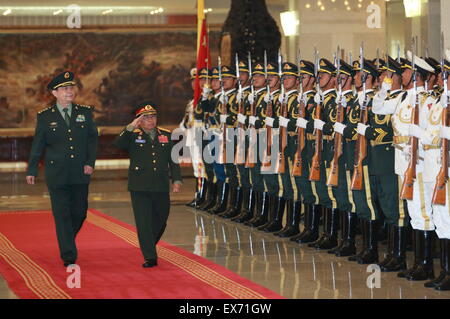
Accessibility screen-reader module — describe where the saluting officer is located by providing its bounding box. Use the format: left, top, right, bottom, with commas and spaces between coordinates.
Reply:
26, 71, 98, 267
113, 103, 182, 268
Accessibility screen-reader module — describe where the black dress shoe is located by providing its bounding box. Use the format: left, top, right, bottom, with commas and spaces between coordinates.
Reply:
143, 259, 158, 268
63, 260, 76, 267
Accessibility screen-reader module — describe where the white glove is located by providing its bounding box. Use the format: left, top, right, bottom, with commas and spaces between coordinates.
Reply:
202, 86, 211, 99
440, 126, 450, 140
408, 124, 423, 139
249, 116, 257, 126
314, 92, 321, 104
357, 123, 368, 136
440, 92, 449, 108
334, 122, 346, 135
278, 93, 285, 104
237, 113, 247, 124
248, 93, 255, 105
358, 93, 366, 107
341, 96, 347, 108
402, 144, 411, 157
381, 80, 392, 92
236, 91, 243, 103
219, 93, 227, 105
409, 92, 417, 106
264, 92, 271, 103
296, 117, 308, 129
265, 117, 275, 127
220, 114, 228, 124
279, 116, 289, 128
314, 119, 325, 131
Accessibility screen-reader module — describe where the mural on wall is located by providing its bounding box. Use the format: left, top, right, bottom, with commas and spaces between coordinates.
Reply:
0, 30, 220, 128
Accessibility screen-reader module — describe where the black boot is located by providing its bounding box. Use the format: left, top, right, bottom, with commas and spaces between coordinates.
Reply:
378, 224, 394, 268
348, 218, 367, 262
398, 228, 417, 278
246, 192, 270, 227
218, 186, 239, 218
335, 212, 357, 257
328, 210, 346, 254
308, 207, 333, 249
292, 204, 321, 244
425, 239, 447, 288
315, 208, 339, 250
435, 239, 450, 291
275, 200, 301, 237
357, 220, 379, 264
406, 230, 435, 281
198, 181, 217, 211
222, 187, 244, 219
232, 189, 255, 223
208, 182, 229, 215
194, 178, 208, 207
186, 178, 200, 207
381, 226, 407, 272
260, 197, 286, 232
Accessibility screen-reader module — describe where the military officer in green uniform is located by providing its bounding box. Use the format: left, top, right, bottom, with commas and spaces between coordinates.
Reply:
26, 71, 98, 267
113, 103, 182, 268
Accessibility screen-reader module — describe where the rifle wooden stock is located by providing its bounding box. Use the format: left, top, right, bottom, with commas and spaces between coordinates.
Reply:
234, 98, 246, 165
277, 99, 288, 174
351, 106, 368, 191
292, 100, 306, 177
327, 100, 344, 187
309, 103, 322, 181
245, 97, 256, 168
400, 100, 420, 200
262, 100, 273, 168
432, 108, 449, 205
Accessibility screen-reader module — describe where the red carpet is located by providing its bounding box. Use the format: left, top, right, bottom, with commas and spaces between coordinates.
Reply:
0, 209, 283, 299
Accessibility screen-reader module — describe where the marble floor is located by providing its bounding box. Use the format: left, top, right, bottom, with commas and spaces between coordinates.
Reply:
0, 169, 449, 299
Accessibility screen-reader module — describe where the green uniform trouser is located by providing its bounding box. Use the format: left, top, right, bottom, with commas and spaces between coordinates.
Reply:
353, 172, 401, 224
250, 163, 265, 193
225, 164, 239, 187
313, 161, 334, 209
237, 164, 251, 189
282, 154, 316, 204
294, 159, 317, 204
262, 173, 281, 197
47, 183, 89, 262
130, 191, 170, 260
330, 156, 353, 212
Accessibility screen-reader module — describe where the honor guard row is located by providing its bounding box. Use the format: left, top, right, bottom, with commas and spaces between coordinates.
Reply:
183, 43, 450, 291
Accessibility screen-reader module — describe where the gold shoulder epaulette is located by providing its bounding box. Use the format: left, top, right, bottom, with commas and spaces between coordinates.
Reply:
79, 104, 93, 109
158, 126, 171, 133
37, 106, 52, 114
133, 129, 143, 133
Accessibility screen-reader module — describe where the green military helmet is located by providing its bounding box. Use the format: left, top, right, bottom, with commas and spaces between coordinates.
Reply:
282, 62, 298, 77
266, 61, 279, 76
252, 62, 265, 75
211, 66, 220, 79
299, 60, 315, 77
238, 60, 249, 73
338, 59, 355, 77
318, 58, 336, 75
47, 71, 76, 90
220, 65, 236, 78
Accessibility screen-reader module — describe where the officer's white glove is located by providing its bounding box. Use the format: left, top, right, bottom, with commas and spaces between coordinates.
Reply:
440, 91, 449, 108
237, 113, 247, 125
278, 93, 285, 105
248, 93, 255, 105
296, 117, 308, 129
249, 116, 257, 126
440, 126, 450, 140
358, 93, 366, 107
202, 86, 211, 100
335, 94, 341, 104
264, 92, 271, 103
410, 92, 417, 106
314, 92, 321, 104
408, 124, 423, 139
334, 122, 346, 135
236, 91, 243, 103
279, 116, 289, 128
357, 123, 368, 136
265, 117, 275, 127
402, 144, 411, 157
341, 96, 347, 108
220, 114, 228, 124
314, 119, 325, 131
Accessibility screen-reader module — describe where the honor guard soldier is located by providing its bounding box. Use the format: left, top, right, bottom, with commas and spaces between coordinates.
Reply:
113, 103, 182, 268
424, 57, 441, 98
290, 60, 322, 244
184, 68, 207, 208
307, 58, 339, 250
26, 71, 98, 267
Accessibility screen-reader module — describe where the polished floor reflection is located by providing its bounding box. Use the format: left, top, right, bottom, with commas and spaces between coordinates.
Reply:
0, 170, 449, 299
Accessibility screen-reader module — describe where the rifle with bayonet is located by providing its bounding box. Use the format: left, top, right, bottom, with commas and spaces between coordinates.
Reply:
277, 50, 287, 174
309, 48, 322, 181
218, 56, 227, 164
432, 33, 449, 205
351, 43, 368, 191
262, 51, 273, 169
400, 37, 419, 200
235, 53, 246, 164
327, 47, 344, 187
245, 52, 256, 168
292, 49, 306, 177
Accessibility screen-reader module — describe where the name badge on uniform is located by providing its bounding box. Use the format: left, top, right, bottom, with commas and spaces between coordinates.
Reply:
158, 135, 169, 143
76, 114, 86, 122
135, 139, 146, 144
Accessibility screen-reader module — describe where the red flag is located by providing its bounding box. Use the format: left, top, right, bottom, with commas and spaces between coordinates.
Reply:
193, 19, 211, 106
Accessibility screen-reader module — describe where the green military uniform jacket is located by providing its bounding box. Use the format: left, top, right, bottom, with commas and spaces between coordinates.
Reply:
113, 126, 182, 192
302, 91, 318, 163
340, 91, 358, 170
255, 89, 280, 129
27, 103, 98, 185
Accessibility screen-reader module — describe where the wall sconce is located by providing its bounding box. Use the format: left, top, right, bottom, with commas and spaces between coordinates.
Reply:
403, 0, 421, 18
280, 11, 299, 37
